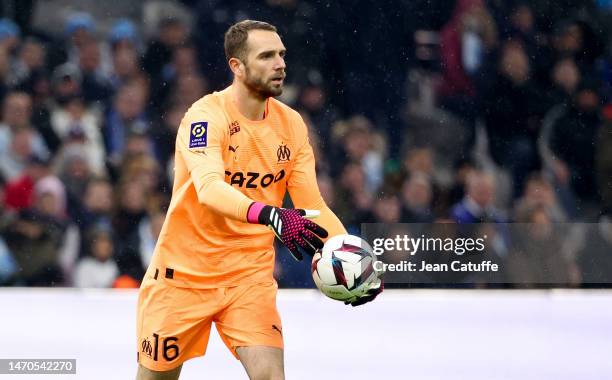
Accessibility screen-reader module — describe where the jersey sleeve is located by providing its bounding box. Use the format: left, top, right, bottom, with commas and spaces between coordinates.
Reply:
176, 102, 253, 221
287, 114, 347, 238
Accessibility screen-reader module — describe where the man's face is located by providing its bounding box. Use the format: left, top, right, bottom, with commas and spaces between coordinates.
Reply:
468, 175, 494, 208
241, 30, 286, 99
3, 94, 32, 128
85, 182, 113, 213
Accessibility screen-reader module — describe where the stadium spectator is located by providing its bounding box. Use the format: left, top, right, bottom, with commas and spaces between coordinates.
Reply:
401, 172, 435, 222
109, 44, 145, 91
68, 177, 114, 250
21, 69, 58, 153
115, 209, 165, 283
74, 224, 118, 288
4, 154, 48, 210
551, 19, 601, 71
400, 147, 444, 212
578, 211, 612, 285
438, 0, 497, 124
549, 78, 602, 207
451, 170, 504, 223
547, 57, 581, 107
51, 62, 81, 102
514, 173, 568, 222
150, 43, 205, 111
168, 73, 208, 110
77, 38, 113, 105
506, 204, 577, 286
336, 116, 385, 193
108, 19, 139, 52
57, 12, 112, 77
367, 192, 403, 224
0, 91, 49, 179
103, 82, 149, 164
402, 147, 436, 181
0, 18, 20, 52
447, 158, 476, 207
4, 207, 65, 286
483, 40, 544, 196
56, 173, 110, 280
50, 93, 105, 174
150, 101, 185, 174
55, 144, 94, 206
164, 44, 200, 83
505, 3, 536, 44
34, 167, 66, 215
143, 17, 189, 76
112, 179, 148, 242
48, 63, 83, 154
497, 2, 553, 88
64, 13, 95, 58
119, 153, 161, 195
333, 163, 373, 232
296, 77, 340, 143
10, 37, 45, 87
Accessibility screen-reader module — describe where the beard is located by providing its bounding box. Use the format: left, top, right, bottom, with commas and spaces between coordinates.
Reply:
244, 66, 283, 99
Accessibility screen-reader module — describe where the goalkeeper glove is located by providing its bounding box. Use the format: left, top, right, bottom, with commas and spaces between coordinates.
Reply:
345, 278, 384, 307
247, 202, 328, 261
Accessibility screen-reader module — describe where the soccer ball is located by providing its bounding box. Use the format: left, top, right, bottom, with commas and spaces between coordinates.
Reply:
311, 234, 382, 302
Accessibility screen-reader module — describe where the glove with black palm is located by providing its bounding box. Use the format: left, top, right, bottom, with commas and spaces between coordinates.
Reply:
247, 202, 328, 260
345, 278, 384, 307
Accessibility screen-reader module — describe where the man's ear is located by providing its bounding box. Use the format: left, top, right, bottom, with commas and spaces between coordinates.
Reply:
229, 57, 245, 77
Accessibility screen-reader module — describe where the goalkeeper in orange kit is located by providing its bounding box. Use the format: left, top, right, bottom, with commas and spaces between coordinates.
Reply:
136, 20, 382, 380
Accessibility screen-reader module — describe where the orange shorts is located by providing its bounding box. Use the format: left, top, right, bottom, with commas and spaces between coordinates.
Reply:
136, 275, 283, 372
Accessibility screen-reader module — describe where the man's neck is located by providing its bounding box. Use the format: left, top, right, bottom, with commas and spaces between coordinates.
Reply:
231, 81, 267, 121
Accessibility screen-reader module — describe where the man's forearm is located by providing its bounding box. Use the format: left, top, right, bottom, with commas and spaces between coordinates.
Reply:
315, 204, 347, 239
195, 177, 253, 222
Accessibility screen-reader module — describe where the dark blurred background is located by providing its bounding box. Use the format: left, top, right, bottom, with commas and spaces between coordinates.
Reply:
0, 0, 611, 289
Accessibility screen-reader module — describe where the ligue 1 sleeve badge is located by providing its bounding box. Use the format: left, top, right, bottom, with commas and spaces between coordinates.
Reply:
189, 122, 208, 148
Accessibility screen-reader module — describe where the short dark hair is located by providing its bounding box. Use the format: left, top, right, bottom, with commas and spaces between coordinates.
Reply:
224, 20, 277, 63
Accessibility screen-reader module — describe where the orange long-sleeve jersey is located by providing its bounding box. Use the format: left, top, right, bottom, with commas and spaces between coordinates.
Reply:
148, 86, 346, 288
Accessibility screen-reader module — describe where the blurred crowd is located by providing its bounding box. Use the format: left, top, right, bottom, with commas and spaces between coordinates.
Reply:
0, 0, 611, 288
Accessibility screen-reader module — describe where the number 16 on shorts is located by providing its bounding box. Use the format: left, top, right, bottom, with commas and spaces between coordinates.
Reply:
141, 334, 180, 362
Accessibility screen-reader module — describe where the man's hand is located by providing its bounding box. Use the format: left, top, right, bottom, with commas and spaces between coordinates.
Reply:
247, 202, 328, 260
345, 278, 383, 307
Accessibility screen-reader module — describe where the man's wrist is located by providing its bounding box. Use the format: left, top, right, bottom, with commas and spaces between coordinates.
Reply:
247, 202, 268, 224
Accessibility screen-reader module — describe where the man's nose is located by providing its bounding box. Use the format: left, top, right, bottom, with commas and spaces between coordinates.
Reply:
274, 55, 286, 70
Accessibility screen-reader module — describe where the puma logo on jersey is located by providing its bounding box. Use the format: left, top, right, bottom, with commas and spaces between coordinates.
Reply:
272, 324, 283, 336
225, 169, 286, 188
